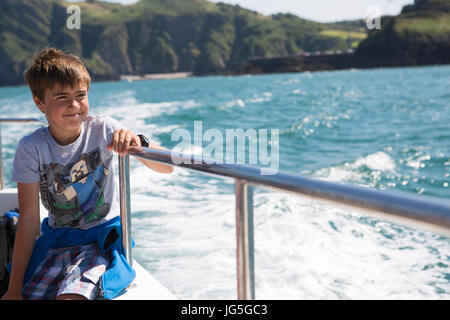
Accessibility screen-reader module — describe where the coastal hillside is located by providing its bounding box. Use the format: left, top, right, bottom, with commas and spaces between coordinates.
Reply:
0, 0, 366, 86
354, 0, 450, 67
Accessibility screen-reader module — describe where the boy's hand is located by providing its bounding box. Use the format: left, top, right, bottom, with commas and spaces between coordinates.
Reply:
107, 129, 141, 156
108, 129, 174, 174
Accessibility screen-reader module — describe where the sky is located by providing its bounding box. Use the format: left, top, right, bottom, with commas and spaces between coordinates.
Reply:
71, 0, 415, 22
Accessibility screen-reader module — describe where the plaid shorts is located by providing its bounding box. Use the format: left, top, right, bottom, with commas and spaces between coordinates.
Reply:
22, 243, 111, 300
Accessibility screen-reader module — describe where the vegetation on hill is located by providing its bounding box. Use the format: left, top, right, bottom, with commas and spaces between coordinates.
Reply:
354, 0, 450, 67
0, 0, 366, 85
0, 0, 448, 86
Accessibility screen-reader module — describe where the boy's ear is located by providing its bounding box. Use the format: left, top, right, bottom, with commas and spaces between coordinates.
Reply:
32, 95, 45, 113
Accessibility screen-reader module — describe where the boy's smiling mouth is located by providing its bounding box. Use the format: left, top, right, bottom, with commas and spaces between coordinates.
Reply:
63, 113, 83, 117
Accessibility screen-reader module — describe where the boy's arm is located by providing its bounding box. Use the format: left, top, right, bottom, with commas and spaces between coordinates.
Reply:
1, 183, 40, 300
107, 129, 174, 174
136, 142, 174, 174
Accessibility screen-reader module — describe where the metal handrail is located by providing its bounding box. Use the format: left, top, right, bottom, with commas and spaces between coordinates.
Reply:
0, 118, 47, 189
122, 145, 450, 300
2, 118, 450, 300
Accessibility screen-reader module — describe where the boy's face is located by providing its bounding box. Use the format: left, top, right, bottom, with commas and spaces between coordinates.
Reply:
34, 83, 89, 144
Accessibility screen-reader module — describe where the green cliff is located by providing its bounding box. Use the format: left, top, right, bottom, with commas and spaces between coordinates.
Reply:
0, 0, 366, 86
354, 0, 450, 68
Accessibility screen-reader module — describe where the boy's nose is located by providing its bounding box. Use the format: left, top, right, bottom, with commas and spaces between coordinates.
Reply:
68, 99, 81, 109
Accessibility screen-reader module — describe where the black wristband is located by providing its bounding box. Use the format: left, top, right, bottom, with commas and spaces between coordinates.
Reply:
138, 134, 149, 147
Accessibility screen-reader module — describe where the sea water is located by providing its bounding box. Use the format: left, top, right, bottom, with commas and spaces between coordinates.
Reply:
1, 65, 449, 299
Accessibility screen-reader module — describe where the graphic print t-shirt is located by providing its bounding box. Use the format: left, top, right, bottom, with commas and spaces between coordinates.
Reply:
12, 116, 125, 229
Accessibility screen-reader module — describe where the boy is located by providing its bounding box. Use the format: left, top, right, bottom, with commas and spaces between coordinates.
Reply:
1, 48, 173, 300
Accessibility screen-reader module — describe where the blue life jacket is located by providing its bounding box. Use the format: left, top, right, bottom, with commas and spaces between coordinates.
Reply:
7, 215, 135, 299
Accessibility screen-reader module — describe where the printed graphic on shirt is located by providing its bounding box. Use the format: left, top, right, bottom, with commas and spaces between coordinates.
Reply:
39, 148, 110, 227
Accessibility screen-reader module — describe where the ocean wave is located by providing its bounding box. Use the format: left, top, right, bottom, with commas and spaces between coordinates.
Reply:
100, 99, 201, 120
311, 151, 396, 187
250, 190, 450, 299
280, 110, 352, 138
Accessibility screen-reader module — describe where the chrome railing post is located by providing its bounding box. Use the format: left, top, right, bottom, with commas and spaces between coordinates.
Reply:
119, 154, 133, 266
235, 178, 255, 300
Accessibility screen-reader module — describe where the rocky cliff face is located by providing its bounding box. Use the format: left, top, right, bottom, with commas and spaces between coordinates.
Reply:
354, 0, 450, 68
3, 0, 446, 86
0, 0, 366, 86
0, 0, 55, 86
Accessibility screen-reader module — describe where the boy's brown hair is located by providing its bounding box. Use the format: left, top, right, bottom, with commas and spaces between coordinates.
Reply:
24, 48, 91, 101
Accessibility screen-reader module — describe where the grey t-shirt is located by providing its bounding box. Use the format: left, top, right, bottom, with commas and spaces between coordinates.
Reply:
12, 115, 126, 229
